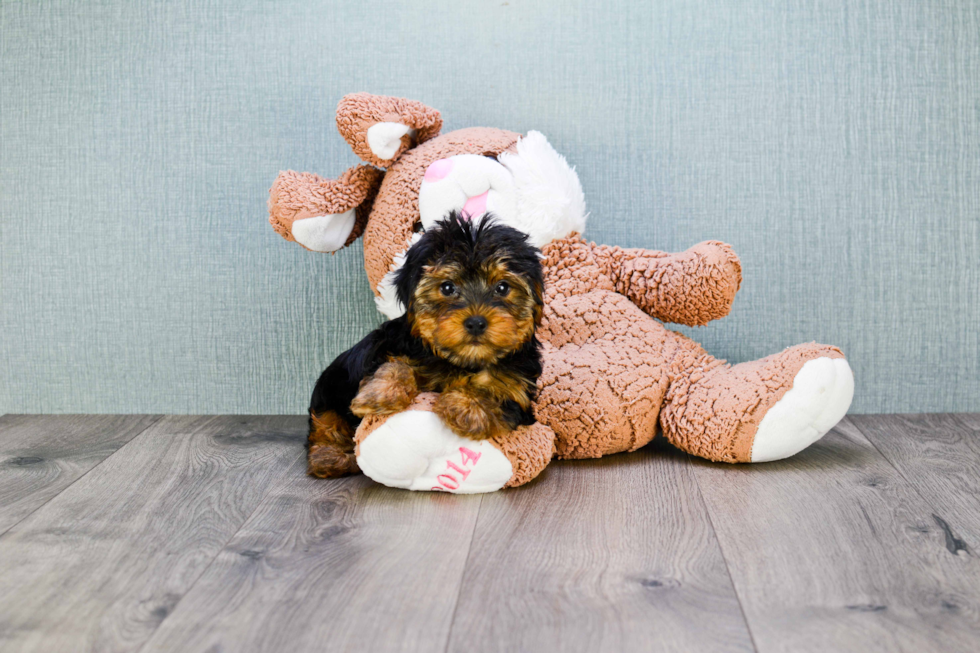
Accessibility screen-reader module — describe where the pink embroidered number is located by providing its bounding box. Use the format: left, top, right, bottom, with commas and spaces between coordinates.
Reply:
431, 447, 483, 492
459, 447, 481, 466
436, 474, 459, 490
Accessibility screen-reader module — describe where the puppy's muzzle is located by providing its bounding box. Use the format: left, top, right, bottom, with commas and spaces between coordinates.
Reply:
463, 315, 488, 336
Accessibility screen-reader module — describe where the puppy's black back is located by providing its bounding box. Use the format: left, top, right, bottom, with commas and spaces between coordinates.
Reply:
308, 315, 423, 424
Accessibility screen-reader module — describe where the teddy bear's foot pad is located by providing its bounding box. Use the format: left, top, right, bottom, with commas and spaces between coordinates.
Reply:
750, 357, 854, 462
357, 410, 513, 493
291, 211, 357, 253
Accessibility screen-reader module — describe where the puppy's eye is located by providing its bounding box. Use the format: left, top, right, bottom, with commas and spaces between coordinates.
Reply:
494, 281, 510, 296
440, 281, 457, 296
412, 220, 425, 233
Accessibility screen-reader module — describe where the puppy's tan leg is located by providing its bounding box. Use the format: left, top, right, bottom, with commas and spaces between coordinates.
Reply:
350, 359, 419, 418
433, 389, 509, 441
308, 410, 360, 478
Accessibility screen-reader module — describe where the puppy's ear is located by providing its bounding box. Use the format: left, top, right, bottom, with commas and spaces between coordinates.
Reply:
528, 268, 545, 326
336, 93, 442, 168
393, 231, 437, 310
530, 276, 545, 326
493, 222, 545, 324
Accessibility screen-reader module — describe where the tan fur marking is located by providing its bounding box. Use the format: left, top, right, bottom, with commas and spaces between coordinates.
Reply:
308, 410, 359, 478
433, 389, 510, 441
409, 260, 539, 368
350, 359, 419, 418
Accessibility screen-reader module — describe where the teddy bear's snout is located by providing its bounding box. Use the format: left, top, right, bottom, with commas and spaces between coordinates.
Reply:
419, 155, 517, 229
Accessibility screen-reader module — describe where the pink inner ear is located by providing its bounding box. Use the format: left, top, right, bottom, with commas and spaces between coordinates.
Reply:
461, 191, 489, 219
424, 158, 454, 182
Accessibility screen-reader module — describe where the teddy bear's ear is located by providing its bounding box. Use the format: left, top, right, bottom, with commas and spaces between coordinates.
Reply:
336, 93, 442, 168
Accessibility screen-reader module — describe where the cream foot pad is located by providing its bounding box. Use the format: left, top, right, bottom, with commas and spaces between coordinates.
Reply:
357, 409, 513, 494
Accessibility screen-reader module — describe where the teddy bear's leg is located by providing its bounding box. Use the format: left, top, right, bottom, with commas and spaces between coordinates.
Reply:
535, 290, 691, 460
353, 394, 555, 493
268, 165, 382, 252
534, 335, 669, 460
490, 422, 557, 488
659, 340, 854, 463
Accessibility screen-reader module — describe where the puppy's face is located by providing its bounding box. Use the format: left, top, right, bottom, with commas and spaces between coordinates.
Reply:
395, 214, 543, 368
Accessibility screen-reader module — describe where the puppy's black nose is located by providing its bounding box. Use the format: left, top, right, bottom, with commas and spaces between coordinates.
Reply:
464, 315, 488, 336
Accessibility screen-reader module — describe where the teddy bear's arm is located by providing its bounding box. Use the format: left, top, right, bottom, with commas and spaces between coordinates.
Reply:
590, 241, 743, 326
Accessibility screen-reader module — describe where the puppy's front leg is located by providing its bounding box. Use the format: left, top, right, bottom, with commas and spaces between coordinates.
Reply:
350, 359, 419, 418
433, 389, 508, 441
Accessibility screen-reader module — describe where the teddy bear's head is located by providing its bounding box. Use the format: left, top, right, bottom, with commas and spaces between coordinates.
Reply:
269, 93, 587, 318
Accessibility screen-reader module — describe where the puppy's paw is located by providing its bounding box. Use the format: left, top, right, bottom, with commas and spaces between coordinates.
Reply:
307, 411, 359, 478
433, 391, 508, 441
351, 384, 415, 418
350, 361, 419, 418
308, 443, 359, 478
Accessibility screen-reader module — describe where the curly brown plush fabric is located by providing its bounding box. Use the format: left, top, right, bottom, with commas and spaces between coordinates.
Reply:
268, 165, 383, 250
536, 290, 677, 459
660, 342, 845, 462
591, 240, 743, 326
336, 92, 443, 168
491, 423, 556, 488
533, 235, 749, 460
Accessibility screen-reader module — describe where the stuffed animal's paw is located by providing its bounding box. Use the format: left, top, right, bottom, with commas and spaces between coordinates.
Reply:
750, 357, 854, 462
356, 406, 513, 494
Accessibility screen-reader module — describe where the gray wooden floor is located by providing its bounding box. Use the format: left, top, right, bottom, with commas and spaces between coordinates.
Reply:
0, 414, 978, 653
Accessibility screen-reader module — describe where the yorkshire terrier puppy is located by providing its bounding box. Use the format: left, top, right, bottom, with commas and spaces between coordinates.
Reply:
306, 213, 545, 478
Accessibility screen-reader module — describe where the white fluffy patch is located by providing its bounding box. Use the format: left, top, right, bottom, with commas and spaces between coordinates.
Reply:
498, 130, 588, 247
374, 233, 421, 319
366, 122, 413, 161
291, 210, 356, 253
418, 154, 517, 227
358, 410, 513, 493
750, 358, 855, 462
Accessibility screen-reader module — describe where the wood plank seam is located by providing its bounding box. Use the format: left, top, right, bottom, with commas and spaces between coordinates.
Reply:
0, 414, 164, 538
136, 464, 485, 652
686, 453, 762, 653
692, 416, 980, 651
952, 414, 980, 458
442, 447, 757, 652
0, 415, 309, 653
849, 416, 977, 557
441, 494, 486, 653
132, 447, 310, 653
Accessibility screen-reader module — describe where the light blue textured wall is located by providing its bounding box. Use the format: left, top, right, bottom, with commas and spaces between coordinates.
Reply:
2, 0, 978, 414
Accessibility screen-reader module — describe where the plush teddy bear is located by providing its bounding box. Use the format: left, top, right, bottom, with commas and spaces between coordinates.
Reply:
268, 92, 854, 493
